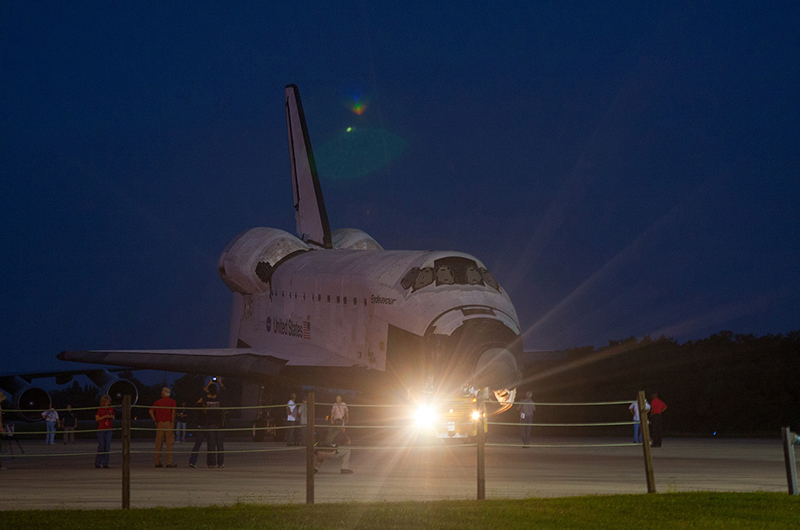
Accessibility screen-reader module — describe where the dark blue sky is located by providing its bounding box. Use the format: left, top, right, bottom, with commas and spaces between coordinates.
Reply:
2, 3, 799, 373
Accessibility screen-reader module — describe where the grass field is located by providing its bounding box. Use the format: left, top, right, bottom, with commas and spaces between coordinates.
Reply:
1, 493, 797, 530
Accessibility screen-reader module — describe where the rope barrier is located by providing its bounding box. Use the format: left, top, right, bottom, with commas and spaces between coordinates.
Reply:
1, 450, 121, 458
5, 428, 123, 435
131, 426, 293, 433
130, 446, 306, 455
5, 402, 637, 418
2, 405, 120, 413
3, 443, 476, 459
488, 421, 636, 427
487, 399, 634, 406
327, 444, 477, 450
314, 423, 408, 429
5, 418, 636, 437
2, 396, 646, 459
4, 398, 636, 416
486, 442, 641, 448
311, 399, 636, 409
486, 442, 642, 449
268, 443, 465, 451
5, 441, 640, 458
2, 402, 294, 415
315, 402, 410, 408
132, 403, 289, 411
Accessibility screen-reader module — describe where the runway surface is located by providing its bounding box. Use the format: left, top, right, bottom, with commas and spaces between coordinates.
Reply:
0, 435, 793, 510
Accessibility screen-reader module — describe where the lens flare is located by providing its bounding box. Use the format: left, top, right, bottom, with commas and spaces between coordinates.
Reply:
351, 102, 366, 115
413, 405, 437, 429
316, 127, 407, 181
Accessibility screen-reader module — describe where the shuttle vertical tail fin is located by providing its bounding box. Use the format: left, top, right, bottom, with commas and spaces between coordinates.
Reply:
285, 84, 332, 249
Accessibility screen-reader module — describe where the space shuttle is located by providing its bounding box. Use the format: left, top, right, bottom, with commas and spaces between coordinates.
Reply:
58, 85, 523, 404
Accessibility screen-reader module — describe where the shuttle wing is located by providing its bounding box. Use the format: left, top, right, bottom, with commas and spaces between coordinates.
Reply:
285, 84, 332, 249
58, 346, 356, 380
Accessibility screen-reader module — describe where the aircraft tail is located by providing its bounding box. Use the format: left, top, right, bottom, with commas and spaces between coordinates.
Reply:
285, 84, 332, 249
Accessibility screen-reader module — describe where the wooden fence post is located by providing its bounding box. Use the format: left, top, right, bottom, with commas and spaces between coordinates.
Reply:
638, 390, 656, 493
781, 427, 798, 495
122, 394, 131, 510
306, 392, 315, 504
477, 390, 486, 500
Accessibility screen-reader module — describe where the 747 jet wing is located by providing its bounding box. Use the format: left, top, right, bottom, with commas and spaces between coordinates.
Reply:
57, 346, 357, 382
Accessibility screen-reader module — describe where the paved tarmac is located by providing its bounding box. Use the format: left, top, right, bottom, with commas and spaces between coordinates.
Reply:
0, 435, 794, 510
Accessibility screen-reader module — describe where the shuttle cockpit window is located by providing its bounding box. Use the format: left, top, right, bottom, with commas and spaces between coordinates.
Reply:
479, 268, 499, 290
400, 267, 420, 290
400, 257, 501, 292
414, 267, 435, 290
436, 266, 454, 285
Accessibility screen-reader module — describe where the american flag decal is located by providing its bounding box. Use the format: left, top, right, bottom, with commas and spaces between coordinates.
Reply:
302, 321, 311, 340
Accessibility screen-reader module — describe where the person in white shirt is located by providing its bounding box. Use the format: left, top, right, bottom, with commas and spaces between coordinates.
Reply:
285, 393, 298, 446
41, 406, 59, 445
330, 395, 349, 427
629, 399, 651, 443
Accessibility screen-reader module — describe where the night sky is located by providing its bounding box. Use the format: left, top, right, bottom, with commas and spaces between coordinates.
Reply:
2, 3, 799, 374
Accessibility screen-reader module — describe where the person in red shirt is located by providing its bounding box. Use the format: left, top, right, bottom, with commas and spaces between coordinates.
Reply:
149, 387, 177, 468
650, 392, 668, 447
94, 395, 115, 468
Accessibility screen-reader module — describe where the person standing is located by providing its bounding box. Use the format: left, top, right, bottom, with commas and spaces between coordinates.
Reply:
189, 383, 225, 468
314, 423, 353, 474
330, 395, 349, 427
629, 398, 651, 443
94, 395, 114, 468
204, 377, 225, 395
285, 393, 298, 446
149, 387, 177, 468
175, 402, 188, 443
187, 396, 205, 468
60, 404, 77, 445
41, 406, 59, 445
649, 392, 668, 447
2, 421, 24, 456
517, 391, 536, 447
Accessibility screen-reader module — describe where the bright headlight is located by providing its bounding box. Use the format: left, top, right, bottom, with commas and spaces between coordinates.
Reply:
471, 410, 481, 421
414, 405, 437, 428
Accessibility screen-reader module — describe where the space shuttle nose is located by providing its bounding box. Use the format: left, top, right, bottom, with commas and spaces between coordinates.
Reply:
474, 348, 520, 390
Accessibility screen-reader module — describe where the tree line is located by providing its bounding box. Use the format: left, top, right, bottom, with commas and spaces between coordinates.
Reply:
520, 330, 800, 436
